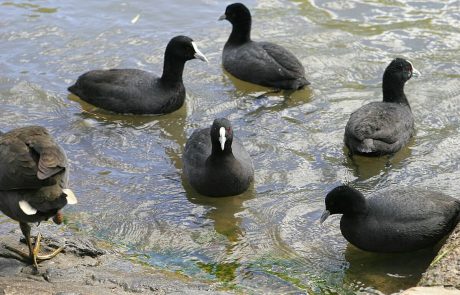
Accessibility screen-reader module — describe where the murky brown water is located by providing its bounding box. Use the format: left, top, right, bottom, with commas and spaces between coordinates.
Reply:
1, 0, 459, 293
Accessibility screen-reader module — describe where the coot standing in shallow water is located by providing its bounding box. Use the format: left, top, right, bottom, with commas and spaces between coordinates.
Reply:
68, 35, 208, 115
0, 126, 77, 269
320, 185, 460, 253
345, 58, 421, 156
219, 3, 310, 90
183, 118, 254, 197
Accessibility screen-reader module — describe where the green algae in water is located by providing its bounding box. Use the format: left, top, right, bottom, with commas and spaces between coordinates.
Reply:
249, 256, 355, 295
196, 261, 240, 284
34, 7, 58, 13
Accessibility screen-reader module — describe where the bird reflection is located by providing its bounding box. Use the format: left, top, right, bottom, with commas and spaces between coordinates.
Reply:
222, 69, 313, 116
184, 183, 254, 245
343, 139, 413, 181
343, 243, 437, 294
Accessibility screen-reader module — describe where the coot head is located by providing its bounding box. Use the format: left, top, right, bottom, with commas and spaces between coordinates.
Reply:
219, 3, 251, 24
166, 35, 208, 63
320, 185, 368, 223
381, 58, 420, 104
211, 118, 233, 152
383, 58, 421, 84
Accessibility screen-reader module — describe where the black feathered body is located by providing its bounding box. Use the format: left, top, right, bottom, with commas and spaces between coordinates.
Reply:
345, 102, 414, 155
340, 189, 460, 253
68, 69, 185, 114
223, 41, 309, 90
183, 127, 254, 197
0, 126, 69, 223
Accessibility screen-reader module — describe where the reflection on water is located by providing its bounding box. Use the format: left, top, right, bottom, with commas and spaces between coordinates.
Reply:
1, 0, 459, 294
185, 188, 253, 244
2, 2, 58, 15
185, 185, 254, 286
344, 139, 414, 181
344, 244, 437, 294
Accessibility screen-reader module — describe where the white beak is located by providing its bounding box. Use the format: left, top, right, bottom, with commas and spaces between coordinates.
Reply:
408, 60, 421, 78
218, 127, 226, 151
191, 42, 208, 63
412, 67, 421, 78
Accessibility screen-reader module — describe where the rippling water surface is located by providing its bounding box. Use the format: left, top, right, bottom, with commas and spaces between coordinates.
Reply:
1, 0, 459, 293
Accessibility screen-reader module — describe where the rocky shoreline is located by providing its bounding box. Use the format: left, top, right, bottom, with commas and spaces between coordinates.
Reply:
0, 223, 231, 295
1, 221, 459, 294
416, 222, 460, 291
400, 222, 460, 295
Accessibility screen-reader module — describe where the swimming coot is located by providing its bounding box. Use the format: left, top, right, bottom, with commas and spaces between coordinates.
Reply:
183, 118, 254, 197
345, 58, 421, 156
0, 126, 77, 268
219, 3, 309, 90
320, 185, 460, 253
68, 35, 208, 114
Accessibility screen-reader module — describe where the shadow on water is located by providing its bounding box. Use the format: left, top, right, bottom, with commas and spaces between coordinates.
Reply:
222, 69, 314, 115
182, 178, 255, 283
183, 180, 254, 245
342, 138, 414, 181
343, 244, 438, 294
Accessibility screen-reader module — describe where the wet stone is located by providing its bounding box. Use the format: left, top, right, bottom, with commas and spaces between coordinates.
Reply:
44, 267, 87, 283
46, 236, 106, 258
0, 257, 24, 276
0, 226, 231, 295
418, 223, 460, 288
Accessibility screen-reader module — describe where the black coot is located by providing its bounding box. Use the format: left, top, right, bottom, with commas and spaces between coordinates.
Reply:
320, 185, 460, 253
68, 35, 208, 114
219, 3, 309, 90
345, 58, 421, 156
183, 118, 254, 197
0, 126, 77, 268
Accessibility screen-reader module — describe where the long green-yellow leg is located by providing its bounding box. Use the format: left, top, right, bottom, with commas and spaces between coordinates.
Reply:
5, 222, 64, 269
32, 232, 65, 264
4, 223, 35, 265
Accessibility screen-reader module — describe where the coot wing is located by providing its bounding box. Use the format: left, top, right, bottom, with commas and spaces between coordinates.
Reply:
0, 126, 66, 190
369, 189, 460, 229
346, 102, 414, 144
183, 128, 211, 172
260, 42, 305, 79
231, 138, 254, 177
69, 69, 158, 112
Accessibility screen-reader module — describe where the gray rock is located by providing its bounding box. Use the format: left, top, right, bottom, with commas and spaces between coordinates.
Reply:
0, 257, 24, 276
0, 224, 232, 295
419, 223, 460, 288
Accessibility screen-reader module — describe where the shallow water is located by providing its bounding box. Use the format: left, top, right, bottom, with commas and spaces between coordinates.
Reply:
1, 0, 459, 293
